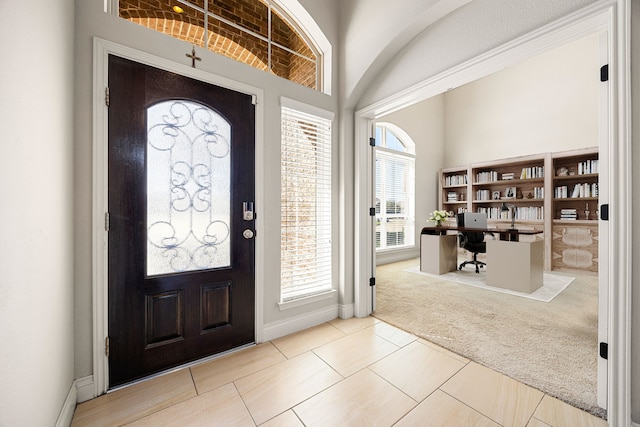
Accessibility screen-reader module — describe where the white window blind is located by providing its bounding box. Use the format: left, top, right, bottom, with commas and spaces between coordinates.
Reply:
374, 123, 415, 251
280, 104, 332, 301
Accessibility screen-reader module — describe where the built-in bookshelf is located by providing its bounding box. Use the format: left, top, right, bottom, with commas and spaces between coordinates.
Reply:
438, 148, 599, 273
552, 148, 599, 222
470, 155, 546, 223
440, 166, 469, 215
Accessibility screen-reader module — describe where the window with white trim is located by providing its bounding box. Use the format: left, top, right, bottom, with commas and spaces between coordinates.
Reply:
115, 0, 330, 93
375, 123, 416, 251
280, 99, 333, 301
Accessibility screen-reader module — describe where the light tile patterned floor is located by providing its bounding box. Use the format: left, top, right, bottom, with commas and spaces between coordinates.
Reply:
71, 317, 608, 427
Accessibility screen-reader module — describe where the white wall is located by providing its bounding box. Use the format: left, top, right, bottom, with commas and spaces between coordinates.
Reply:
73, 0, 340, 381
355, 0, 600, 110
0, 0, 76, 425
443, 33, 599, 166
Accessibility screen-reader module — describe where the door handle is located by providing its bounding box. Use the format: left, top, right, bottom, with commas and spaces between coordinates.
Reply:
243, 229, 254, 239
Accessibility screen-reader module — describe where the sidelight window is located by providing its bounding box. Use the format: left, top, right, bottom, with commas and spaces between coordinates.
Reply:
280, 98, 333, 301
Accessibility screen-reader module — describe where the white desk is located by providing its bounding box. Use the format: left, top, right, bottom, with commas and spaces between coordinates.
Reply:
486, 239, 544, 293
420, 233, 458, 274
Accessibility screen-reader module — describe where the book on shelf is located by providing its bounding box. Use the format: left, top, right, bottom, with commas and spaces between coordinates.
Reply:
568, 182, 598, 198
475, 170, 498, 183
520, 166, 544, 179
501, 172, 514, 180
560, 208, 577, 220
447, 191, 458, 202
476, 206, 544, 220
554, 186, 568, 198
445, 174, 468, 186
577, 159, 598, 175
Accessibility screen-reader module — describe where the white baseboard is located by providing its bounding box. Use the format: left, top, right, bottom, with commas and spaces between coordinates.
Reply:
339, 303, 354, 319
376, 248, 419, 266
262, 304, 339, 341
55, 375, 98, 426
75, 375, 95, 403
55, 381, 77, 427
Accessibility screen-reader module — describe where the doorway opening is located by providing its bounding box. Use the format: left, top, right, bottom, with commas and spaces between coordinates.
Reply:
354, 4, 631, 424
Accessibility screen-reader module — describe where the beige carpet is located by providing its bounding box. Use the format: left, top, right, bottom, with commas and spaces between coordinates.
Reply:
373, 258, 605, 418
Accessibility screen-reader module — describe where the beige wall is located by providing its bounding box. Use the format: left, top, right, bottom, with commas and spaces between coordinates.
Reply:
443, 33, 599, 166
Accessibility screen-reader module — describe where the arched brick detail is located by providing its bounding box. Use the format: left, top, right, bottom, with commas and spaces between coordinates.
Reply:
120, 0, 317, 89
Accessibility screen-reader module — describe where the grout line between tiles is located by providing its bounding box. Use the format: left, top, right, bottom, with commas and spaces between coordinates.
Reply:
232, 381, 259, 427
439, 389, 505, 427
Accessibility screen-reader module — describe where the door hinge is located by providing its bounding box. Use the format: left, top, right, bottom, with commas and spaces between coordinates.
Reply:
369, 277, 376, 287
600, 204, 608, 221
369, 207, 376, 216
600, 65, 609, 82
105, 212, 110, 231
369, 137, 376, 147
105, 87, 110, 107
105, 336, 110, 357
599, 342, 608, 360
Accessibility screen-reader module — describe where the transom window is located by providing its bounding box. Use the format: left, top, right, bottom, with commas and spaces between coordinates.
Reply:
116, 0, 325, 91
375, 123, 416, 251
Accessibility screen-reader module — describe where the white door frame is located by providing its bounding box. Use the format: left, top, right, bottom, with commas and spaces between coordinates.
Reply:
91, 37, 265, 396
354, 1, 631, 425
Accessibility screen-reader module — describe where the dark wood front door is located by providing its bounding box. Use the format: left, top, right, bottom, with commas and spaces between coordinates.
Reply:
107, 55, 255, 387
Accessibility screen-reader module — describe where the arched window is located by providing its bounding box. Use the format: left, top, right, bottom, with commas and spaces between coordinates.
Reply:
116, 0, 328, 92
375, 123, 415, 251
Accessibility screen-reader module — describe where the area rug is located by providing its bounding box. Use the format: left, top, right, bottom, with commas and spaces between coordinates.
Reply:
373, 258, 605, 419
405, 267, 574, 302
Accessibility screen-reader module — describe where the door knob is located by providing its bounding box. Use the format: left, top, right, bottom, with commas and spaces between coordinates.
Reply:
243, 229, 254, 239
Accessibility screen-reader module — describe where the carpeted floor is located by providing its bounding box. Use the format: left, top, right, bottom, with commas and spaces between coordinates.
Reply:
373, 258, 605, 418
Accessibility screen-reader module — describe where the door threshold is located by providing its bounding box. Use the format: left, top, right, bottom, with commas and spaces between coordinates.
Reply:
108, 342, 256, 393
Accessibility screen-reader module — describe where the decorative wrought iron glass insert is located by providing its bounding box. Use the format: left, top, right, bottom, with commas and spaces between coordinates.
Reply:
146, 100, 231, 276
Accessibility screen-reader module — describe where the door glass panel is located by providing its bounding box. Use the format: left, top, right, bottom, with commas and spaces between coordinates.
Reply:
146, 100, 231, 276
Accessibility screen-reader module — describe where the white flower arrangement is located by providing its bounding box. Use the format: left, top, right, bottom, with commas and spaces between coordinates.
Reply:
429, 210, 450, 226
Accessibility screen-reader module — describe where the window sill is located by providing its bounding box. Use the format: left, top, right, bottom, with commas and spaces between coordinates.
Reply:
278, 289, 337, 311
376, 245, 417, 254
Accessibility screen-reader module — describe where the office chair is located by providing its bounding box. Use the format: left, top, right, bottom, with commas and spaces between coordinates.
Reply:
457, 213, 488, 273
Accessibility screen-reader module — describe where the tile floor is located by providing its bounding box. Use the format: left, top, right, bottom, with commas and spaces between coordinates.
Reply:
71, 317, 608, 427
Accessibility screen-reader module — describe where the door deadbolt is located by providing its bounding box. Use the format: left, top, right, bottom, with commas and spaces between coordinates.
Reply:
243, 229, 254, 239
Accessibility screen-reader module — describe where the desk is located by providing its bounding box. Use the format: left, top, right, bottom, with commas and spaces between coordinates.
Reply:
420, 226, 544, 293
486, 239, 544, 293
421, 225, 543, 241
420, 233, 458, 274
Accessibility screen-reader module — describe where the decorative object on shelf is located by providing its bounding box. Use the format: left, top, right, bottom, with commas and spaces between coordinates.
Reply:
504, 187, 516, 199
557, 166, 569, 176
492, 191, 500, 200
429, 210, 450, 227
584, 203, 590, 220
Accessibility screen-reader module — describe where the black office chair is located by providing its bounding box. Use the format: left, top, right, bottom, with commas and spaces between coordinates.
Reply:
457, 213, 487, 273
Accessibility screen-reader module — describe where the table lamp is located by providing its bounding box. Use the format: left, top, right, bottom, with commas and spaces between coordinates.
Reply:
501, 202, 516, 229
